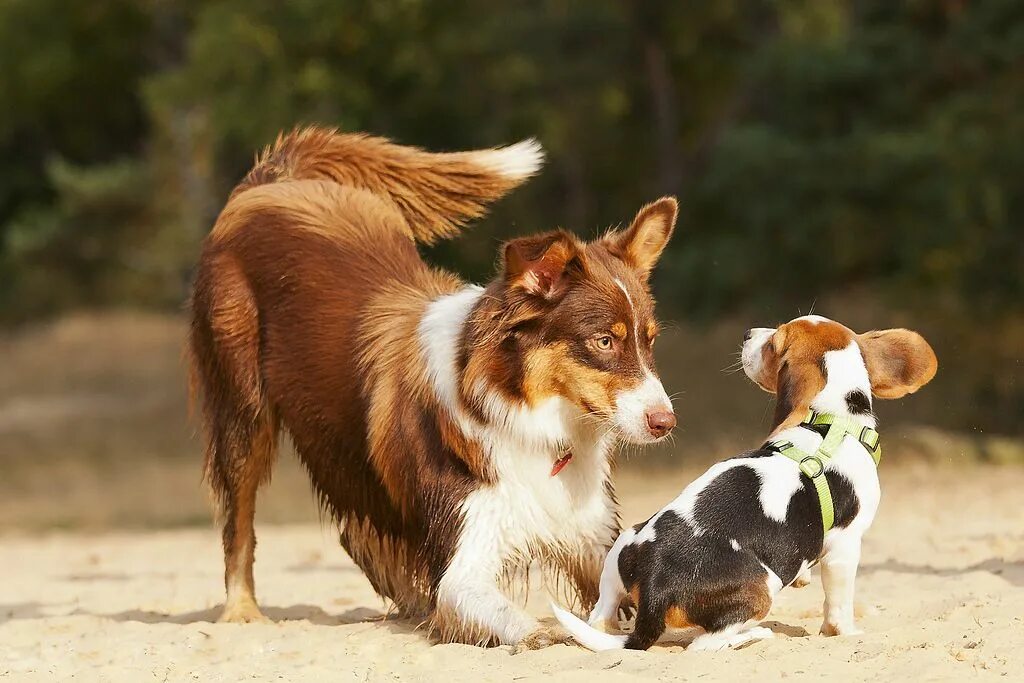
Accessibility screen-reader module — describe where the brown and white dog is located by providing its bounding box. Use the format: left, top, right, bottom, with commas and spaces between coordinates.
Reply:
553, 315, 937, 651
188, 127, 678, 648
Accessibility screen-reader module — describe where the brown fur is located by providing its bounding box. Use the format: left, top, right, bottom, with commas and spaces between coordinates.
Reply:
190, 129, 535, 626
233, 127, 528, 243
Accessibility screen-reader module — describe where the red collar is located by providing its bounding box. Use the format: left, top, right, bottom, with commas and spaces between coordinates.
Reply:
550, 450, 573, 477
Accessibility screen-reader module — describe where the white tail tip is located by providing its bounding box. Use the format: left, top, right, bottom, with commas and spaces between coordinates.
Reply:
549, 601, 628, 652
475, 138, 545, 180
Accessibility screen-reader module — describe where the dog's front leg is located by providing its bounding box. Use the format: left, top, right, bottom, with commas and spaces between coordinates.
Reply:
819, 534, 864, 636
433, 514, 570, 650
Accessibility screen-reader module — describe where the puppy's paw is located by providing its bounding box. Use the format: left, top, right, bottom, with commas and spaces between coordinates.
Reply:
617, 594, 637, 624
792, 567, 813, 588
820, 620, 863, 637
512, 624, 574, 654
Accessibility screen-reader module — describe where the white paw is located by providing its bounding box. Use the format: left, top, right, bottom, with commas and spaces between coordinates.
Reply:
689, 626, 773, 651
820, 621, 863, 637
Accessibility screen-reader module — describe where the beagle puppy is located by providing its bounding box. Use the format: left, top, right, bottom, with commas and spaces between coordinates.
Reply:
553, 315, 937, 651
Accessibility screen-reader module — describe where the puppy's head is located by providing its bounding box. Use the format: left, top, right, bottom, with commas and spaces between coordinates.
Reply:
481, 197, 678, 444
741, 315, 937, 429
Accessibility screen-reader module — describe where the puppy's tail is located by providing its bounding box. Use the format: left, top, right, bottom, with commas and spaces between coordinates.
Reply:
236, 126, 544, 245
550, 602, 627, 652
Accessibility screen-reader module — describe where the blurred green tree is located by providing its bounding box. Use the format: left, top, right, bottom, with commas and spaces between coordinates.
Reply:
0, 0, 1021, 429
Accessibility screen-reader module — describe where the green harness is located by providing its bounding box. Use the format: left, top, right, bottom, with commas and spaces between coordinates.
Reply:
766, 410, 882, 533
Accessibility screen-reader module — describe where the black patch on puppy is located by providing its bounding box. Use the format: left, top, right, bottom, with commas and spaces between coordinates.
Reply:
692, 462, 820, 582
845, 390, 872, 415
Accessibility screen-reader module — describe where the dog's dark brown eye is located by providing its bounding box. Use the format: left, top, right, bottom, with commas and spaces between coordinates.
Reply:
595, 335, 614, 351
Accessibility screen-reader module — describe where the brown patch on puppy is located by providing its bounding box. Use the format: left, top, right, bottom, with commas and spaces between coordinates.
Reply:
665, 605, 693, 629
761, 319, 856, 435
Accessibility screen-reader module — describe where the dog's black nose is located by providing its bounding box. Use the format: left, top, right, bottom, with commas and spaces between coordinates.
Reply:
743, 329, 753, 342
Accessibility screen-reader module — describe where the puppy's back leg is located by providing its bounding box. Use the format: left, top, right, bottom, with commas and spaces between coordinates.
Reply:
586, 532, 632, 632
190, 257, 279, 623
623, 591, 669, 650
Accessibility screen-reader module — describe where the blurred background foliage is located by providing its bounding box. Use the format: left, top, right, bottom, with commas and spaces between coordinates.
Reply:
0, 0, 1021, 443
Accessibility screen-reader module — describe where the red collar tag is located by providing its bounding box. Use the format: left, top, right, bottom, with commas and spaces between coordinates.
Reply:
550, 450, 573, 477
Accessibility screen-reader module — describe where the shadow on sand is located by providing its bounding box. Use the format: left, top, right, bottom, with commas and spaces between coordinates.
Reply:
1, 599, 416, 637
860, 557, 1024, 586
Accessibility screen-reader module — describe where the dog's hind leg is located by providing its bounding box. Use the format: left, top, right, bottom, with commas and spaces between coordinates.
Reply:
623, 592, 669, 650
585, 533, 631, 633
190, 256, 279, 624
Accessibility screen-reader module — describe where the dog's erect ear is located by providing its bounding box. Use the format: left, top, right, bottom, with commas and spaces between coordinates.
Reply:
503, 231, 581, 300
605, 197, 678, 275
857, 329, 938, 399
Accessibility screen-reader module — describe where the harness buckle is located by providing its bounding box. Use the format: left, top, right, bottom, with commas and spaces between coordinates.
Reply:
800, 455, 825, 478
859, 426, 879, 453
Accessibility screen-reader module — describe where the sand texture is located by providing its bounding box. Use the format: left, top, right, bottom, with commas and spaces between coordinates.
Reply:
2, 465, 1022, 682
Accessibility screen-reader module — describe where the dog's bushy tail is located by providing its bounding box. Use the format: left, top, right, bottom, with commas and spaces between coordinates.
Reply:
235, 126, 544, 245
550, 602, 628, 652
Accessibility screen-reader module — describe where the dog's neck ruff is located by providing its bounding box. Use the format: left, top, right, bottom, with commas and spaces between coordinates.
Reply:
766, 410, 881, 533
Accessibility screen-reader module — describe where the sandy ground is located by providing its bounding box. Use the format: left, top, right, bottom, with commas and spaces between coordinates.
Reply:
2, 465, 1022, 682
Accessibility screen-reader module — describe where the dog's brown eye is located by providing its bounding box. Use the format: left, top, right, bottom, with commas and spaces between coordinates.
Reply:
595, 335, 614, 351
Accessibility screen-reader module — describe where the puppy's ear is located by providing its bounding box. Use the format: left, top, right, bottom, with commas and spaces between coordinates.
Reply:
857, 329, 937, 399
605, 197, 677, 276
503, 230, 581, 300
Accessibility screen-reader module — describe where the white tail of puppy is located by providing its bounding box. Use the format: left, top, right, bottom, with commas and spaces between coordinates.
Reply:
549, 602, 627, 652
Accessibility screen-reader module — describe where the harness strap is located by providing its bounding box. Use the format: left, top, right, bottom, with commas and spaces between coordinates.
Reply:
767, 410, 882, 533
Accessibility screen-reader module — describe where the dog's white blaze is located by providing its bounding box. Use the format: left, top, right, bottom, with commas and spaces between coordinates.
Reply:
471, 138, 545, 180
421, 287, 618, 644
609, 278, 672, 442
729, 538, 741, 551
613, 278, 645, 365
